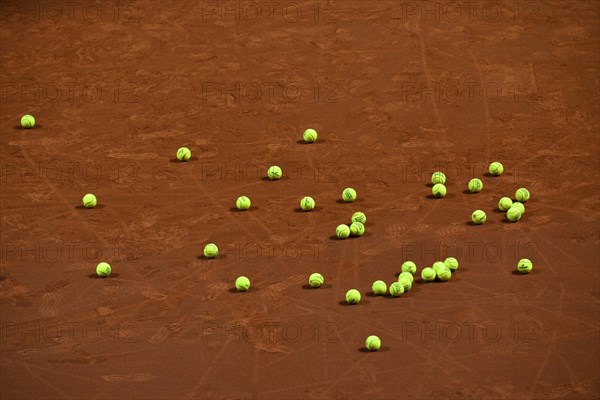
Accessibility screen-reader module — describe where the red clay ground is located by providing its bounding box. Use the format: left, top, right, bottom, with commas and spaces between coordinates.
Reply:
1, 1, 599, 399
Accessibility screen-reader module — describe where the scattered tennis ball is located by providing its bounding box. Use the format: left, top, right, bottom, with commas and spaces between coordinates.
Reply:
96, 262, 111, 277
471, 210, 486, 224
506, 207, 522, 222
398, 271, 414, 284
389, 282, 405, 297
489, 161, 504, 176
236, 196, 251, 210
203, 243, 218, 258
398, 275, 412, 291
309, 273, 324, 288
351, 211, 366, 224
300, 196, 315, 211
431, 171, 446, 185
303, 128, 318, 143
349, 221, 365, 236
21, 114, 35, 128
342, 187, 357, 202
345, 289, 361, 304
365, 335, 381, 351
498, 197, 513, 212
235, 276, 251, 291
517, 258, 533, 273
267, 166, 282, 180
511, 201, 525, 215
432, 183, 447, 198
421, 267, 436, 282
468, 178, 483, 193
401, 261, 417, 275
177, 147, 191, 161
372, 280, 387, 295
82, 193, 97, 208
437, 267, 452, 282
336, 224, 350, 239
444, 257, 459, 272
432, 261, 447, 277
515, 188, 530, 202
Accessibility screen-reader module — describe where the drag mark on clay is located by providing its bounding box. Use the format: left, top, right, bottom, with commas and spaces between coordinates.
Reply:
101, 373, 156, 382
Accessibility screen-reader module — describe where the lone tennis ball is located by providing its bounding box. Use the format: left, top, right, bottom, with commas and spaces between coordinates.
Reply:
515, 188, 530, 202
21, 114, 35, 128
401, 261, 417, 275
468, 178, 483, 193
82, 193, 97, 208
517, 258, 533, 273
437, 267, 452, 282
498, 197, 513, 212
236, 195, 251, 210
345, 289, 361, 304
235, 276, 251, 291
398, 271, 414, 284
398, 275, 412, 291
431, 171, 446, 185
303, 128, 318, 143
489, 161, 504, 176
365, 335, 381, 351
267, 165, 282, 180
372, 280, 387, 295
203, 243, 218, 258
512, 201, 525, 215
432, 183, 447, 198
421, 267, 436, 282
351, 211, 366, 224
300, 196, 315, 211
444, 257, 459, 272
336, 224, 350, 239
350, 221, 365, 236
506, 207, 522, 222
309, 273, 324, 288
471, 210, 486, 224
96, 262, 111, 277
176, 147, 191, 161
389, 282, 404, 297
342, 187, 357, 202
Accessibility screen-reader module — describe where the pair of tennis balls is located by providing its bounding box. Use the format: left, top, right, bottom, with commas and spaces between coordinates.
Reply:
336, 211, 366, 239
372, 273, 413, 296
420, 258, 458, 282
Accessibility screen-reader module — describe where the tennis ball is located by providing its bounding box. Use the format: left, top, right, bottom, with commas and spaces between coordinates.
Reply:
432, 183, 447, 198
176, 147, 191, 161
203, 243, 218, 258
349, 221, 365, 236
300, 196, 315, 211
96, 262, 111, 277
345, 289, 361, 304
267, 166, 282, 180
444, 257, 459, 272
489, 161, 504, 176
342, 187, 357, 202
421, 267, 436, 282
401, 261, 417, 275
506, 207, 522, 222
432, 261, 447, 275
468, 178, 483, 193
336, 224, 350, 239
398, 275, 412, 291
303, 128, 318, 143
235, 276, 251, 291
309, 273, 324, 288
515, 188, 530, 202
365, 335, 381, 351
372, 280, 387, 295
82, 193, 97, 208
511, 201, 525, 215
471, 210, 486, 224
436, 267, 452, 282
517, 258, 533, 273
398, 271, 414, 284
431, 171, 446, 185
498, 197, 513, 212
21, 114, 35, 128
389, 282, 405, 297
236, 196, 251, 210
351, 211, 366, 224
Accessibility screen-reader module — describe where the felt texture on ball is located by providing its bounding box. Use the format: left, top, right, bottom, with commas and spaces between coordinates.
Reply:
471, 210, 486, 224
235, 276, 251, 291
267, 166, 282, 180
96, 262, 111, 277
309, 273, 324, 288
342, 188, 357, 202
82, 193, 97, 208
431, 171, 446, 185
371, 280, 387, 295
300, 196, 315, 211
177, 147, 191, 161
401, 261, 417, 275
236, 196, 251, 210
345, 289, 361, 304
203, 243, 219, 258
365, 335, 381, 351
432, 183, 447, 198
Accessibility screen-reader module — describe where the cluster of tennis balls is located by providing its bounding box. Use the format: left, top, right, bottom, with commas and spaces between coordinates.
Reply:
336, 210, 365, 239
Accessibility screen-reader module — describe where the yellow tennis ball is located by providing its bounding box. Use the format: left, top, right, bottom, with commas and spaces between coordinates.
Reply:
177, 147, 191, 161
365, 335, 381, 351
431, 171, 446, 185
303, 128, 318, 143
203, 243, 218, 258
398, 275, 412, 291
432, 261, 446, 275
515, 188, 530, 202
336, 224, 350, 239
342, 187, 357, 202
401, 261, 417, 275
444, 257, 459, 272
517, 258, 533, 273
511, 201, 525, 214
471, 210, 486, 224
506, 207, 522, 222
389, 282, 404, 297
309, 273, 324, 288
349, 221, 365, 236
372, 280, 387, 295
351, 211, 366, 224
421, 267, 436, 282
21, 114, 35, 128
235, 276, 251, 291
82, 193, 97, 208
489, 161, 504, 176
432, 183, 446, 198
468, 178, 483, 193
498, 197, 513, 211
345, 289, 361, 304
436, 267, 452, 282
236, 196, 251, 210
300, 196, 315, 211
398, 271, 414, 284
96, 262, 111, 277
267, 166, 282, 180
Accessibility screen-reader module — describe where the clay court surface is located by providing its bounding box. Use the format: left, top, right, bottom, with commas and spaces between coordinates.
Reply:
1, 1, 599, 399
